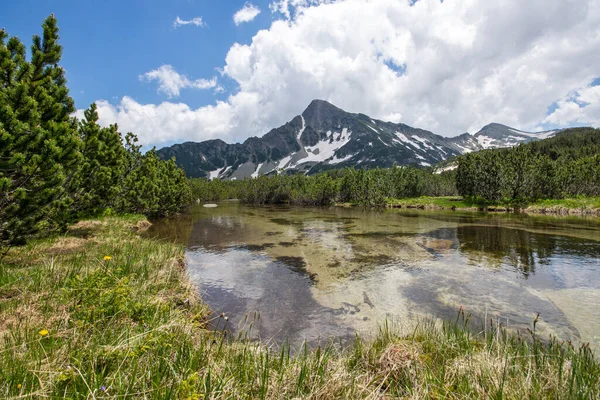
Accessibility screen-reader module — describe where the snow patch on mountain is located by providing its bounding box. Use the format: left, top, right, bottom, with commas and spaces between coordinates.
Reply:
277, 154, 294, 169
510, 128, 557, 139
297, 115, 306, 141
412, 136, 434, 149
302, 129, 351, 163
251, 163, 264, 178
476, 135, 495, 149
208, 168, 222, 180
329, 153, 354, 164
395, 132, 419, 148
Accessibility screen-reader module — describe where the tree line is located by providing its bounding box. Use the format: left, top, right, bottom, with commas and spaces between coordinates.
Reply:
456, 127, 600, 207
1, 16, 191, 251
190, 165, 457, 206
191, 127, 600, 209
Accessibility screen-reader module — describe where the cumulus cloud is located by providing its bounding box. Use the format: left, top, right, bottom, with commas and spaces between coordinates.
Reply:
544, 83, 600, 128
173, 16, 205, 28
87, 0, 600, 147
140, 65, 217, 98
269, 0, 336, 20
233, 3, 262, 25
90, 93, 260, 145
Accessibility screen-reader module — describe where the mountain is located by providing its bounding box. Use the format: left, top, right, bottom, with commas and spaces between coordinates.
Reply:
157, 100, 559, 179
470, 123, 558, 150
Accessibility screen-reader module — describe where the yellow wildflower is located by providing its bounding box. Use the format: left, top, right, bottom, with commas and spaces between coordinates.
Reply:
39, 329, 49, 337
103, 256, 112, 261
17, 384, 22, 389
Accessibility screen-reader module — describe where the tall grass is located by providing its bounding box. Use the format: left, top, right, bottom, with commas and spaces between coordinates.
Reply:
1, 216, 598, 398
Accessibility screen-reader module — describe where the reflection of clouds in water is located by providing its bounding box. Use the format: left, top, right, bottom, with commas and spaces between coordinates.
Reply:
300, 220, 352, 251
541, 256, 600, 290
311, 266, 416, 337
154, 204, 600, 350
186, 249, 268, 300
299, 219, 355, 266
186, 248, 356, 344
209, 216, 240, 230
543, 289, 600, 351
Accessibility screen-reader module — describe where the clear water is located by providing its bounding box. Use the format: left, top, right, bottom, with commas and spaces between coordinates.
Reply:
148, 202, 600, 349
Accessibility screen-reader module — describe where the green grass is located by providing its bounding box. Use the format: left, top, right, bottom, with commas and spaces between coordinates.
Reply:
387, 196, 482, 210
527, 197, 600, 213
387, 196, 600, 215
1, 216, 599, 398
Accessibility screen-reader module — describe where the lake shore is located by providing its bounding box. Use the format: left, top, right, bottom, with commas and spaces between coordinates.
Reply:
379, 196, 600, 216
1, 215, 599, 398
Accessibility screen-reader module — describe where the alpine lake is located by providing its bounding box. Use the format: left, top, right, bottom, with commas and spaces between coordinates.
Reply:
147, 202, 600, 351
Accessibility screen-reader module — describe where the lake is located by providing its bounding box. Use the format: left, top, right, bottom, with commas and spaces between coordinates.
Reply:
148, 202, 600, 350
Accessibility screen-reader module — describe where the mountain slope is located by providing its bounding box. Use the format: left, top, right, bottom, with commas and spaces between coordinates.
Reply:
157, 100, 559, 179
471, 123, 558, 149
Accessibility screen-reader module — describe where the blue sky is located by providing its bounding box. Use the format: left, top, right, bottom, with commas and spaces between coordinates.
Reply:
1, 0, 273, 111
2, 0, 599, 148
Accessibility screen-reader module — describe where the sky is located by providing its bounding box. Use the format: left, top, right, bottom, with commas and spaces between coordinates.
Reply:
2, 0, 599, 149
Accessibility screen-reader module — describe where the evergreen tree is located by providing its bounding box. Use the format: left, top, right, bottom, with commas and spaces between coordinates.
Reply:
65, 104, 126, 220
0, 16, 80, 252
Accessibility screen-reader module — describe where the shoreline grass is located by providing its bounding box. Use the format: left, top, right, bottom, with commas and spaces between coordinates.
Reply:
1, 215, 599, 398
384, 196, 600, 216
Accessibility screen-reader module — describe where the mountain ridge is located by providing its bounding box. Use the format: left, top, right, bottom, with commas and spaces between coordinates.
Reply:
157, 99, 559, 179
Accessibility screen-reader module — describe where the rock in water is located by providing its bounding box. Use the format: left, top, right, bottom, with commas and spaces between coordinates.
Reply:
203, 204, 218, 208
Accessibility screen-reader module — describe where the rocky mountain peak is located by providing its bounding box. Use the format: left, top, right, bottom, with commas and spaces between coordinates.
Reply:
157, 100, 560, 179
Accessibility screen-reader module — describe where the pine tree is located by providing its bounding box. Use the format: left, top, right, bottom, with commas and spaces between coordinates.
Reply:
0, 16, 80, 253
65, 104, 126, 220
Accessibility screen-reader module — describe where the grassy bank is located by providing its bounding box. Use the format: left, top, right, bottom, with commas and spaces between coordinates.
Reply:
1, 216, 599, 398
386, 196, 600, 215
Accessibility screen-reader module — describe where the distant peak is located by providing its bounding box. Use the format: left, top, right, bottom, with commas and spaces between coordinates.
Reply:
302, 99, 344, 116
481, 122, 511, 130
308, 99, 335, 107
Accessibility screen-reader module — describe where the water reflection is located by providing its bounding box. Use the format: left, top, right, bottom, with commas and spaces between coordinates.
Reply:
147, 203, 600, 350
424, 225, 600, 279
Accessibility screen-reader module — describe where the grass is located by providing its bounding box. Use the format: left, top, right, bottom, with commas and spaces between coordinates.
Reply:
387, 196, 600, 215
386, 196, 480, 210
526, 197, 600, 214
1, 215, 599, 398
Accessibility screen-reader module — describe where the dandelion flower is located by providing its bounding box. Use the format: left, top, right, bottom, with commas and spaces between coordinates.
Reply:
103, 256, 112, 261
39, 329, 49, 337
17, 384, 22, 389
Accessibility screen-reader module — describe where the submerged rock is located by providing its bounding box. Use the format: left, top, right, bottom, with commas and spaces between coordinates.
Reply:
203, 204, 218, 208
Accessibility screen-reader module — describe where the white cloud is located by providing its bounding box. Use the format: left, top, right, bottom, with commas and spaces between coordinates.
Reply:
543, 84, 600, 128
86, 0, 600, 147
269, 0, 336, 20
88, 93, 259, 146
233, 3, 262, 25
173, 16, 205, 28
140, 65, 217, 98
